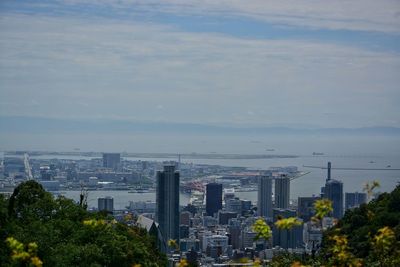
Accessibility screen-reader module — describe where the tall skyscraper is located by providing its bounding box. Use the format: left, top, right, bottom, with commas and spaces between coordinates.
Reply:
325, 179, 343, 219
324, 162, 344, 219
258, 175, 273, 219
102, 153, 121, 170
327, 162, 332, 181
275, 174, 290, 209
156, 165, 180, 247
345, 192, 367, 210
206, 183, 222, 216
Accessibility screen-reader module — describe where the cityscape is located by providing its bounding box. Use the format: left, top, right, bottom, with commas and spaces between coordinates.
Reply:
1, 0, 400, 266
1, 150, 398, 265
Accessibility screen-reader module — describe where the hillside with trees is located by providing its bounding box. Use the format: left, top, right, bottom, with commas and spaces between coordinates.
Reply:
0, 180, 167, 267
250, 184, 400, 266
319, 183, 400, 266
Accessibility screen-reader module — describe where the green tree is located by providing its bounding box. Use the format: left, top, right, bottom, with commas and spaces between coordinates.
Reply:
275, 217, 302, 230
252, 218, 272, 241
322, 184, 400, 265
1, 180, 167, 267
312, 199, 333, 222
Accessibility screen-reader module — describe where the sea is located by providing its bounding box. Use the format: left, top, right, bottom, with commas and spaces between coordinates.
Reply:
2, 134, 400, 210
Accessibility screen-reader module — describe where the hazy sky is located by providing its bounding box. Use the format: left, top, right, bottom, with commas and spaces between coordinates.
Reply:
1, 0, 400, 128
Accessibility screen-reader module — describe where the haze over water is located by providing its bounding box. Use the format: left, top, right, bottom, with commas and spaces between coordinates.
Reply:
9, 133, 398, 209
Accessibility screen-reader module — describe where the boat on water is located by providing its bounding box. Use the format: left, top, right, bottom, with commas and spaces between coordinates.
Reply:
312, 152, 324, 156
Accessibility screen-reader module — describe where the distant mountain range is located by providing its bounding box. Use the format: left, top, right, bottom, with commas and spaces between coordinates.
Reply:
1, 116, 399, 136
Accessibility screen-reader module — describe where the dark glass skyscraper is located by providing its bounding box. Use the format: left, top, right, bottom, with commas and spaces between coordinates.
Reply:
206, 183, 222, 216
325, 179, 343, 219
275, 174, 290, 209
258, 175, 273, 219
156, 165, 180, 247
324, 162, 344, 219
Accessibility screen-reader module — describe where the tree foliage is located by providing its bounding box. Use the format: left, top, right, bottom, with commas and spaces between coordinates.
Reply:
312, 199, 333, 221
0, 181, 167, 267
252, 218, 272, 241
321, 184, 400, 266
271, 184, 400, 266
275, 217, 302, 230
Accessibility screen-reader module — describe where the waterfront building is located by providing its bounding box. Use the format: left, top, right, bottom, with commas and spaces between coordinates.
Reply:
345, 192, 367, 210
275, 174, 290, 209
156, 165, 180, 248
102, 153, 121, 170
127, 201, 156, 213
258, 175, 273, 219
98, 196, 114, 213
206, 183, 223, 216
298, 196, 320, 222
323, 162, 344, 219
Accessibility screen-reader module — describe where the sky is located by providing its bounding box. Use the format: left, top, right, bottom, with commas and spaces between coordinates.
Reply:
0, 0, 400, 129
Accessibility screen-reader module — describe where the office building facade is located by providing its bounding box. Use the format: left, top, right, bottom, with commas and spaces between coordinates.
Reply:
275, 175, 290, 209
325, 179, 343, 219
156, 165, 180, 247
258, 175, 273, 219
206, 183, 223, 216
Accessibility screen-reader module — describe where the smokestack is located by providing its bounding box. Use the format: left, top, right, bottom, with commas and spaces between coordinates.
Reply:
327, 162, 331, 181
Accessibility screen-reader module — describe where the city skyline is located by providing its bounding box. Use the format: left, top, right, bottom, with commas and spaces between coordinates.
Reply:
1, 1, 399, 265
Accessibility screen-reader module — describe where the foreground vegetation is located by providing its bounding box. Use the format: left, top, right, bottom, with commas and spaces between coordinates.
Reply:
268, 183, 400, 266
0, 180, 167, 267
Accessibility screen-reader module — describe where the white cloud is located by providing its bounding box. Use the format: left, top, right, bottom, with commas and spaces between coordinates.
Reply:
0, 13, 399, 127
59, 0, 400, 33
